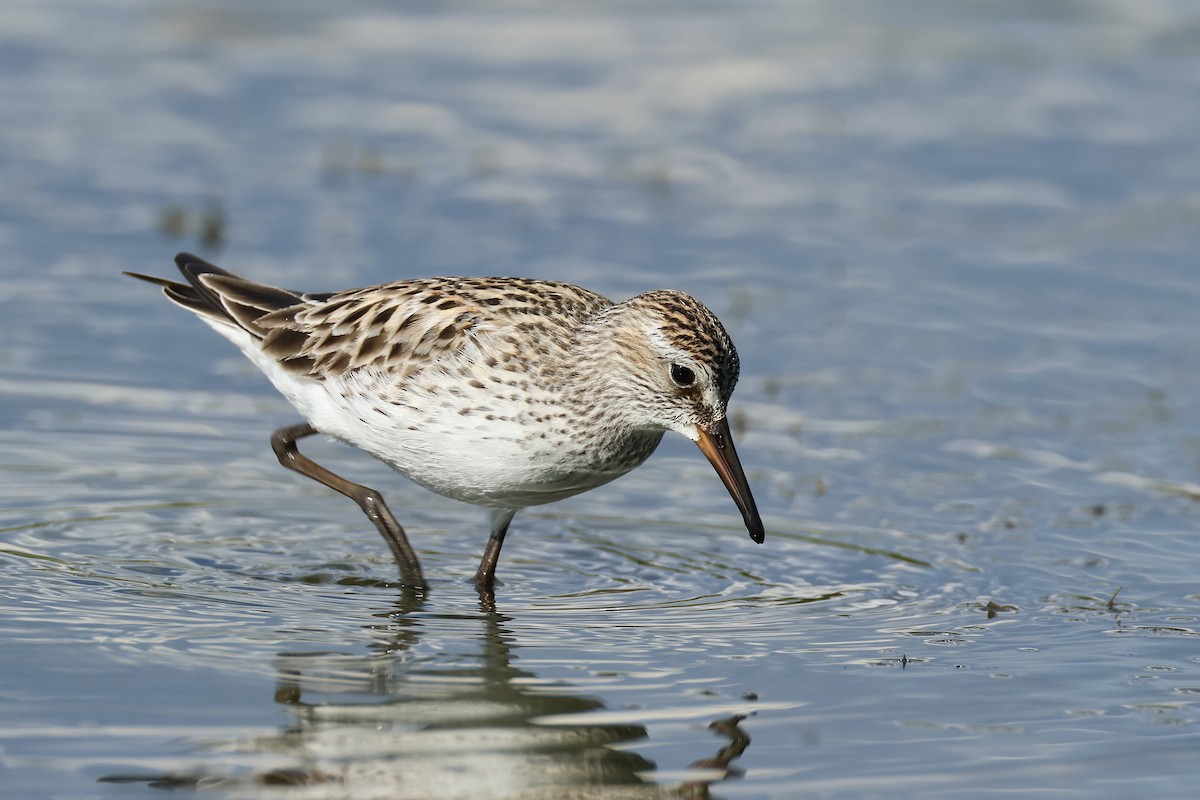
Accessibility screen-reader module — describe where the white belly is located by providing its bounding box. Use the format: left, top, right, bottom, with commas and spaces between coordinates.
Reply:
231, 332, 660, 509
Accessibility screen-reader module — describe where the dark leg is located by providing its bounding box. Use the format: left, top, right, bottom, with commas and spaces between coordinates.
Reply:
474, 508, 516, 591
270, 422, 426, 590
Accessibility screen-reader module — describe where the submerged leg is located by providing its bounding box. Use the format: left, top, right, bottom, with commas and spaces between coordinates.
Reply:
270, 422, 426, 590
474, 508, 517, 591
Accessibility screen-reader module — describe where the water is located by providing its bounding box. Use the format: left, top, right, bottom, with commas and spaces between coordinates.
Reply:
3, 1, 1200, 797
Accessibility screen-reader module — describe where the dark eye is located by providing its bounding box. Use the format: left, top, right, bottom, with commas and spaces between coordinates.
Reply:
670, 363, 696, 388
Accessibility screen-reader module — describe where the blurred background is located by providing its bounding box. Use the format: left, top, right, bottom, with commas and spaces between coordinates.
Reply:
3, 1, 1200, 797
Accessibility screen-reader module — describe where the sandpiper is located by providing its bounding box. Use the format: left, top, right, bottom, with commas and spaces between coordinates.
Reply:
127, 253, 763, 591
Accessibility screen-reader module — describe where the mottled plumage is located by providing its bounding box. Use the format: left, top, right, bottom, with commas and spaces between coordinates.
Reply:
126, 253, 763, 593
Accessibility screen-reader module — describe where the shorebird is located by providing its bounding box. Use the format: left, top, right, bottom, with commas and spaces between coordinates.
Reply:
127, 253, 763, 591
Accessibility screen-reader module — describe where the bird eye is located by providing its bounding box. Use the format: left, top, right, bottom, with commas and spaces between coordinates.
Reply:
670, 363, 696, 388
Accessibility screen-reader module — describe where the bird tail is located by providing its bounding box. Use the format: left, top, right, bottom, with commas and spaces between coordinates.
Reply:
125, 252, 306, 339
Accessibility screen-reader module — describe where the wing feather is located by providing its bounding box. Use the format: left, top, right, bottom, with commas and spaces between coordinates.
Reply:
130, 256, 614, 384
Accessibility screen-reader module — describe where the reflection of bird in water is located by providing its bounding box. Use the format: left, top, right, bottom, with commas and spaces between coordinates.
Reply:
126, 253, 763, 594
99, 596, 754, 797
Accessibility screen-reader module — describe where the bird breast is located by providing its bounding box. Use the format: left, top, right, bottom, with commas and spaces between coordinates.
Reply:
283, 360, 664, 509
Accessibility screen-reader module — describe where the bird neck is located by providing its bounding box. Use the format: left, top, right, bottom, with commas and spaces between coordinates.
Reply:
558, 306, 661, 434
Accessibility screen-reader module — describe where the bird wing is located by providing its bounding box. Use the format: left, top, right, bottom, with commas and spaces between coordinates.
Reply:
130, 253, 612, 382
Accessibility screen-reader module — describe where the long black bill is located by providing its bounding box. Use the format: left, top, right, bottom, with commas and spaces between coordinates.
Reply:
694, 417, 765, 543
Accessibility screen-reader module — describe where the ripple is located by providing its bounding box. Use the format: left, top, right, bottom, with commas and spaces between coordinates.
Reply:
7, 0, 1200, 796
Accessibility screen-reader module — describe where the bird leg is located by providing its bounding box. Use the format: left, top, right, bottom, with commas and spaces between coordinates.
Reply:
270, 422, 426, 590
474, 508, 516, 591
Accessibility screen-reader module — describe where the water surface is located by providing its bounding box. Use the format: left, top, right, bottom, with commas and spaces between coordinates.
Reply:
3, 1, 1200, 797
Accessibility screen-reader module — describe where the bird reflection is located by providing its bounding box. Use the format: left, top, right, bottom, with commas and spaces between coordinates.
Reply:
101, 593, 752, 798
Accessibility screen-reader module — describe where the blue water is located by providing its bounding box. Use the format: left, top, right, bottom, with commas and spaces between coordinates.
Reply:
3, 1, 1200, 797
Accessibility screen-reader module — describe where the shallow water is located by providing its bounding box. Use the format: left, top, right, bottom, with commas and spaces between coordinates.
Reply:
4, 1, 1200, 797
